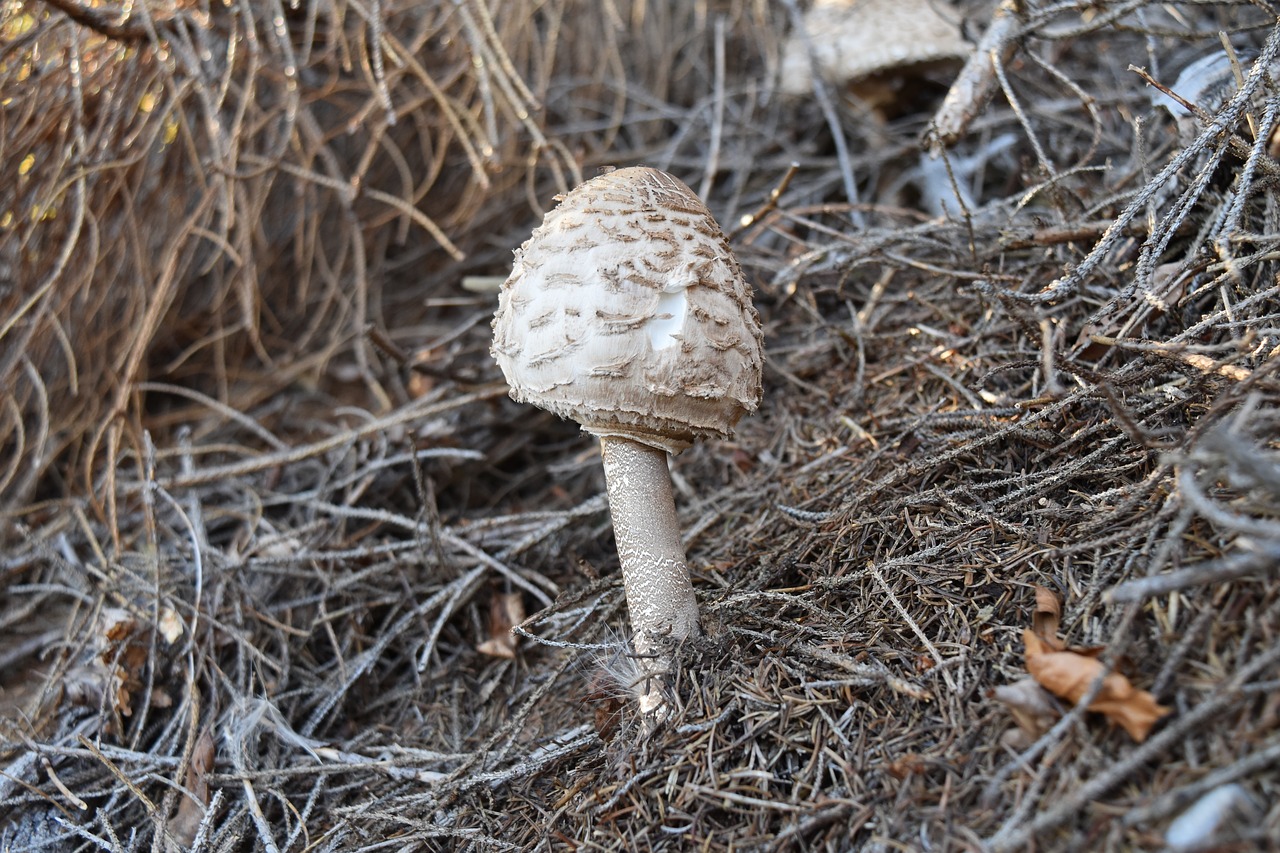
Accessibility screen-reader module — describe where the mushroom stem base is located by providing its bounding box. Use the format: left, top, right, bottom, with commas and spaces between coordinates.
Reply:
599, 436, 701, 716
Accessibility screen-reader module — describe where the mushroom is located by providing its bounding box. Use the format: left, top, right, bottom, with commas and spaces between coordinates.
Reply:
491, 166, 764, 717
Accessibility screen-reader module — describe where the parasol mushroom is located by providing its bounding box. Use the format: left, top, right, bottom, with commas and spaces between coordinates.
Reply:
491, 166, 764, 717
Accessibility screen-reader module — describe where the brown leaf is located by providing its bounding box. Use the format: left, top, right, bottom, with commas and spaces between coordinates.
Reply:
583, 669, 628, 742
406, 370, 436, 399
97, 609, 148, 718
1023, 629, 1171, 741
477, 592, 525, 659
171, 728, 215, 846
1032, 585, 1063, 647
101, 608, 138, 643
1000, 727, 1035, 751
191, 729, 215, 780
991, 676, 1060, 739
885, 753, 929, 780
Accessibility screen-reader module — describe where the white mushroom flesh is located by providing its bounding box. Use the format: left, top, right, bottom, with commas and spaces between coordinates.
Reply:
647, 289, 688, 351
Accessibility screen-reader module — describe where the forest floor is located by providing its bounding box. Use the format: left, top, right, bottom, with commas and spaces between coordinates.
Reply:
2, 0, 1279, 850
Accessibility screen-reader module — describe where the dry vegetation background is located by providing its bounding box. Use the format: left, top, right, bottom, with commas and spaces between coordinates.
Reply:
2, 0, 1280, 849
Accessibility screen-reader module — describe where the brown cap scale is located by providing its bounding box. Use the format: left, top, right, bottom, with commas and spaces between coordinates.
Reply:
492, 166, 764, 717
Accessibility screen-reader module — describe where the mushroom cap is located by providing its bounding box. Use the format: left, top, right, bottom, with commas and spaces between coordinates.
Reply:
491, 167, 764, 455
780, 0, 968, 95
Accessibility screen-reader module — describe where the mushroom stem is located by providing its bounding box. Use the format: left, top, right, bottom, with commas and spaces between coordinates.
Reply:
599, 435, 701, 714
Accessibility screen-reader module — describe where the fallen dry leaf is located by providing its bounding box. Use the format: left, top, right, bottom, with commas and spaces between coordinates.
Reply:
991, 675, 1061, 740
100, 608, 148, 718
1032, 585, 1064, 649
63, 608, 176, 720
477, 592, 525, 659
159, 607, 184, 644
171, 727, 216, 846
885, 752, 930, 780
583, 667, 628, 742
1023, 629, 1171, 741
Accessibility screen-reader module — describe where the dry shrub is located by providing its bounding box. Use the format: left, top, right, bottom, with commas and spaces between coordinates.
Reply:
0, 0, 784, 512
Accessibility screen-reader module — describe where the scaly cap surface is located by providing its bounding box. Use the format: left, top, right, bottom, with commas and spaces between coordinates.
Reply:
491, 167, 764, 454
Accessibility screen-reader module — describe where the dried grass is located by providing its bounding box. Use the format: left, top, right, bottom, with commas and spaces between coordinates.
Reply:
3, 0, 1280, 850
